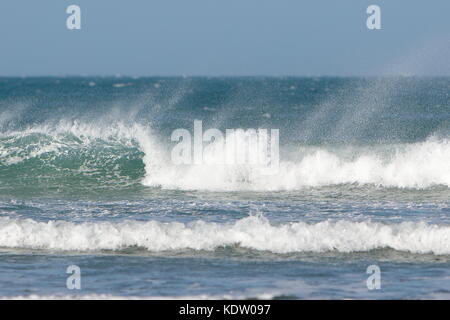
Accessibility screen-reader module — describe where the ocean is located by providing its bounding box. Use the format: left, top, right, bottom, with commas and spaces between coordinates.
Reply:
0, 76, 449, 299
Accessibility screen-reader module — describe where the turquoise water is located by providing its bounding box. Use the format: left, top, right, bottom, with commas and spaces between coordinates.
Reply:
0, 77, 449, 299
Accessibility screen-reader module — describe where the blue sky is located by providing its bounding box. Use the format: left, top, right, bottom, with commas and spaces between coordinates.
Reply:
0, 0, 449, 76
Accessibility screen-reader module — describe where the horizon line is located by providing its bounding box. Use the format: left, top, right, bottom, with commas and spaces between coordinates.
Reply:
0, 74, 449, 78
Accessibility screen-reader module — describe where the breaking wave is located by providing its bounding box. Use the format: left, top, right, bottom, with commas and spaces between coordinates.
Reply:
0, 121, 449, 191
144, 138, 450, 190
1, 216, 450, 255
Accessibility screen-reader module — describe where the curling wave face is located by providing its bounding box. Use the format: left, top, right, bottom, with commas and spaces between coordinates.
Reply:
0, 122, 154, 195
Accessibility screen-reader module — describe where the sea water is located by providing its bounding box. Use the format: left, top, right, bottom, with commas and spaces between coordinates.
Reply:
0, 76, 449, 299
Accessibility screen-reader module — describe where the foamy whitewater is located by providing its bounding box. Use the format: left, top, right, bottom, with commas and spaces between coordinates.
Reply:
144, 138, 450, 190
0, 77, 449, 299
1, 216, 450, 254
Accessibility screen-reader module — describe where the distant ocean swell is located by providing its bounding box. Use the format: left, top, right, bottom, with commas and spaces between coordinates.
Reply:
0, 121, 449, 191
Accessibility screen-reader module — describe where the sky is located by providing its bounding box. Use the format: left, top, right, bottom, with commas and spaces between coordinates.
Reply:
0, 0, 449, 76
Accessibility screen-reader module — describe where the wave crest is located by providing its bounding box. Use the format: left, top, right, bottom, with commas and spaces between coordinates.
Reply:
1, 216, 450, 255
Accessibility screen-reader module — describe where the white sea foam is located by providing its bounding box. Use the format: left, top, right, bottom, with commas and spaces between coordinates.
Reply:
143, 138, 450, 190
0, 292, 278, 300
1, 216, 449, 255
